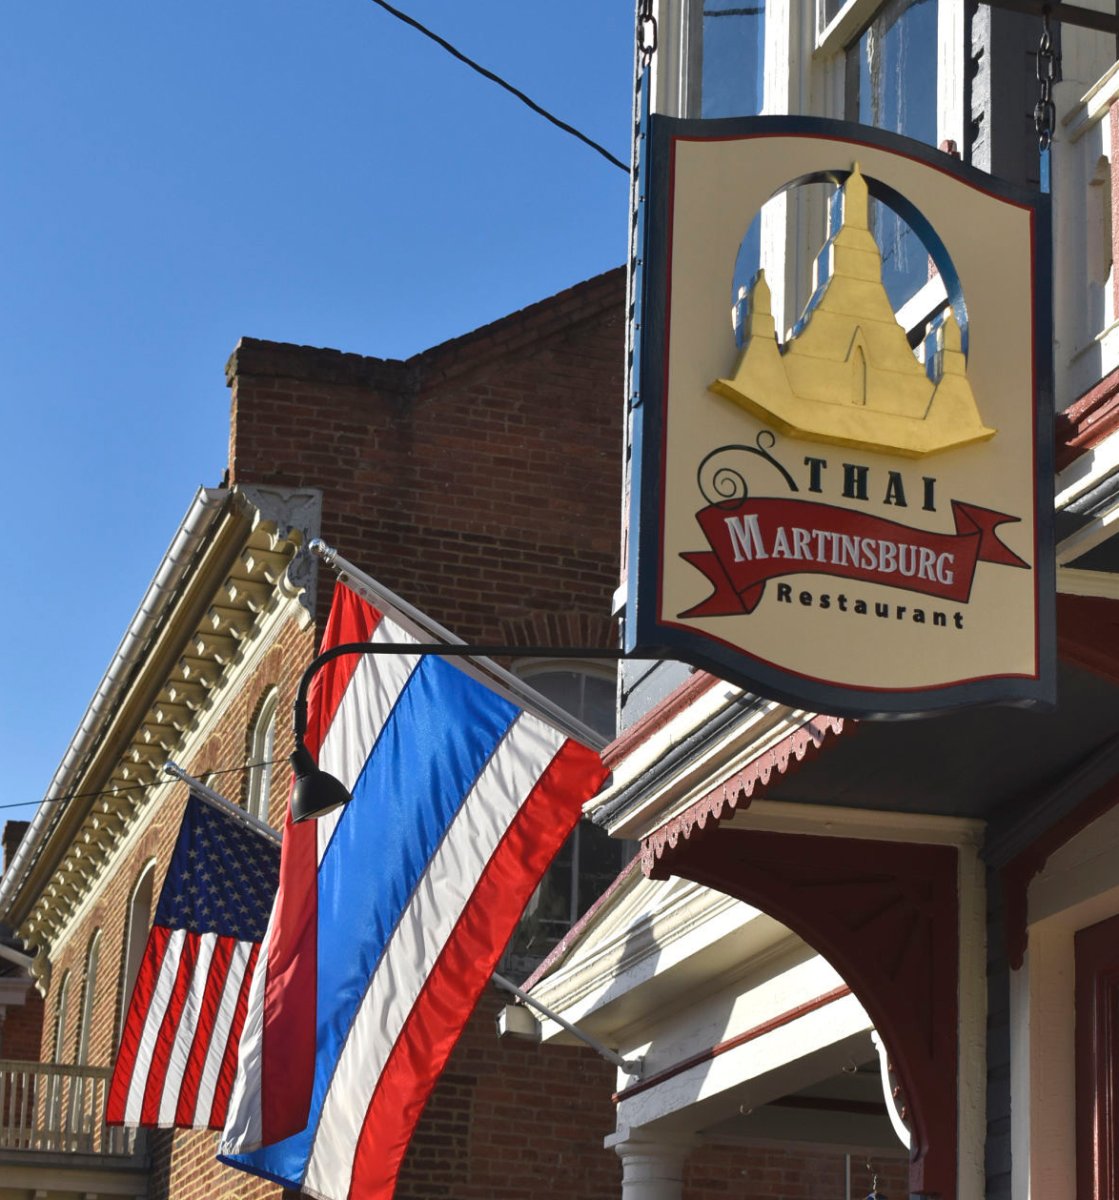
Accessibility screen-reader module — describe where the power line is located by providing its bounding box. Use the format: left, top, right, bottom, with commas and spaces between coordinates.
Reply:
0, 759, 282, 814
368, 0, 629, 174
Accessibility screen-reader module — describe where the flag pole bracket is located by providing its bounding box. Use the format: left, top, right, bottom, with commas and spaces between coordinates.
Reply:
492, 970, 644, 1078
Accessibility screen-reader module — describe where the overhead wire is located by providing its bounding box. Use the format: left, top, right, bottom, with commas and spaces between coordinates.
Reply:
0, 759, 283, 813
367, 0, 629, 174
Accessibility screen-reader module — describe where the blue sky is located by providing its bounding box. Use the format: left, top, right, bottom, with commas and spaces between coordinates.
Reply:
1, 3, 633, 826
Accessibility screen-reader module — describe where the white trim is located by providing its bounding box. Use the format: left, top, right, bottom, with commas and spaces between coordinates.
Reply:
1055, 503, 1119, 565
531, 874, 771, 1037
75, 929, 101, 1067
1055, 439, 1119, 511
1012, 804, 1119, 1196
957, 839, 987, 1200
598, 700, 797, 841
0, 943, 35, 971
1056, 566, 1119, 598
246, 689, 279, 825
815, 0, 881, 54
118, 859, 157, 1043
894, 273, 949, 339
51, 970, 71, 1064
615, 968, 872, 1132
871, 1029, 911, 1149
722, 799, 985, 846
937, 0, 966, 152
1065, 59, 1119, 143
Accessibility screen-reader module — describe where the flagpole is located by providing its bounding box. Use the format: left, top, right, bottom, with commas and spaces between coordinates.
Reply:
163, 761, 282, 845
492, 971, 642, 1076
310, 539, 617, 751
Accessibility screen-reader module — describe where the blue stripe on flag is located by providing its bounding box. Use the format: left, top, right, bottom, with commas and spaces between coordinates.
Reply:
223, 656, 518, 1185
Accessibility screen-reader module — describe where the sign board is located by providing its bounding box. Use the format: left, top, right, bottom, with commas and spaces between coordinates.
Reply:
624, 116, 1054, 716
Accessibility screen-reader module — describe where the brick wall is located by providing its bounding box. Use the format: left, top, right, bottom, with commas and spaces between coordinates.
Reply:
227, 268, 625, 648
397, 988, 621, 1200
0, 985, 43, 1060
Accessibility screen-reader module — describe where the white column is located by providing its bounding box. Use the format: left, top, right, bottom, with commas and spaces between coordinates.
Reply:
607, 1130, 694, 1200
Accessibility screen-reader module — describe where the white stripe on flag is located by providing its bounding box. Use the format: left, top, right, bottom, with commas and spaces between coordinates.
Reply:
158, 932, 218, 1126
302, 712, 564, 1196
123, 930, 186, 1125
221, 923, 272, 1148
315, 618, 420, 863
193, 938, 254, 1126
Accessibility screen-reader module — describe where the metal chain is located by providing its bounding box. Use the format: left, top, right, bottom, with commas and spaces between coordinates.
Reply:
1034, 7, 1060, 152
638, 0, 657, 63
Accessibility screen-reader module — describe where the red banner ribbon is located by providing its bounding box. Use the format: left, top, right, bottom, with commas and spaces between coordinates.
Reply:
679, 497, 1027, 618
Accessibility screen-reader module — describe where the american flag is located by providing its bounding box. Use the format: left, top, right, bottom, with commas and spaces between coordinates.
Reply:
106, 792, 279, 1129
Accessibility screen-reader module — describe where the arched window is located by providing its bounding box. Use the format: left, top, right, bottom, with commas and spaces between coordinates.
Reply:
45, 970, 72, 1140
118, 862, 155, 1043
516, 660, 616, 741
51, 971, 71, 1064
75, 931, 101, 1067
67, 932, 102, 1148
247, 689, 278, 824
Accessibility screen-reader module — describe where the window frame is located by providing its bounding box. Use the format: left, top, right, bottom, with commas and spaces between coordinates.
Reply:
118, 860, 156, 1044
51, 970, 71, 1064
825, 0, 966, 152
75, 930, 101, 1067
1076, 911, 1119, 1200
247, 688, 279, 824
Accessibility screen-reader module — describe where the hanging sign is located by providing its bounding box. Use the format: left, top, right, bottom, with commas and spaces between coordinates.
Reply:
624, 116, 1054, 716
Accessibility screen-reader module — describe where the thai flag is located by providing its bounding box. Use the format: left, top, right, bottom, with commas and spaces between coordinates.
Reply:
219, 582, 607, 1200
106, 793, 280, 1129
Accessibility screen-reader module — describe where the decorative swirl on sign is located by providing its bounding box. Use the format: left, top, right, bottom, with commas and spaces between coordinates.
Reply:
696, 432, 799, 509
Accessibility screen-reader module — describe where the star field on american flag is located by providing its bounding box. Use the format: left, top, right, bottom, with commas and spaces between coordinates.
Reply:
155, 797, 277, 940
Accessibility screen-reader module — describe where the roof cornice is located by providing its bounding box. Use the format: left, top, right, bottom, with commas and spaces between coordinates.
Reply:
2, 486, 322, 980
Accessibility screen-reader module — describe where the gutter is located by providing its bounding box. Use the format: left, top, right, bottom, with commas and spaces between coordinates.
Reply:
0, 486, 229, 924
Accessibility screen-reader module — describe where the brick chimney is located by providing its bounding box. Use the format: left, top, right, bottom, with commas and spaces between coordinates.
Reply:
2, 821, 29, 877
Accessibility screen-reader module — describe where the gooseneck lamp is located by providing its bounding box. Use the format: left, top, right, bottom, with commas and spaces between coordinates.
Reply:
288, 640, 622, 824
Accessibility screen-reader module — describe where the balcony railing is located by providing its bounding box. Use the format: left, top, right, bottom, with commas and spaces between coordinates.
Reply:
0, 1059, 137, 1157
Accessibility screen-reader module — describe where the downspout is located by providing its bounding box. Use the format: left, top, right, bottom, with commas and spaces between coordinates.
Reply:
0, 486, 229, 926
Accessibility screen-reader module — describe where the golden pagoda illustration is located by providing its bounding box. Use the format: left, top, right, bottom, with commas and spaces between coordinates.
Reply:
709, 165, 994, 458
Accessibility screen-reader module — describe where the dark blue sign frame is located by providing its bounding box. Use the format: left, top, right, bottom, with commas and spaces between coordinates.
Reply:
623, 114, 1055, 717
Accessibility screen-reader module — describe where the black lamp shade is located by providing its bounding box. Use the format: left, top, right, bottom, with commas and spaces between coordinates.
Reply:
289, 745, 352, 823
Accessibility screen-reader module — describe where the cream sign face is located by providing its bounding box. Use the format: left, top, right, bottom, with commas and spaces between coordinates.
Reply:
624, 117, 1054, 716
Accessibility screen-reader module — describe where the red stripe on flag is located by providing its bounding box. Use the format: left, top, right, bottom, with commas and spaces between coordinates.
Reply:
106, 924, 174, 1124
346, 740, 607, 1200
306, 585, 382, 756
174, 935, 236, 1127
261, 584, 380, 1145
141, 932, 201, 1125
210, 941, 261, 1129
